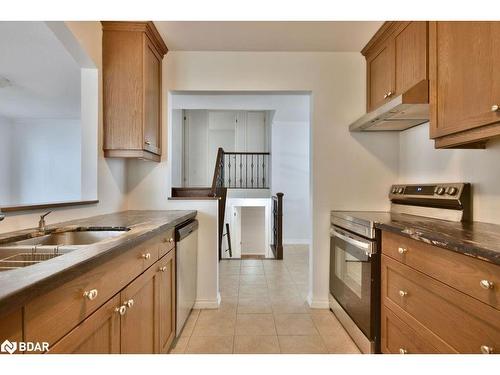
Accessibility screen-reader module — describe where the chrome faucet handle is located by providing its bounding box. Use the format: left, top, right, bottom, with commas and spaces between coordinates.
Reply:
38, 211, 52, 232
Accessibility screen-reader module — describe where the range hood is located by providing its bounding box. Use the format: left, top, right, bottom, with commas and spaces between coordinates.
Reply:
349, 80, 430, 132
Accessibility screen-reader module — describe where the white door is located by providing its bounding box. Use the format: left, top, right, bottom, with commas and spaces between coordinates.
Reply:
184, 110, 208, 187
246, 111, 267, 152
208, 111, 236, 186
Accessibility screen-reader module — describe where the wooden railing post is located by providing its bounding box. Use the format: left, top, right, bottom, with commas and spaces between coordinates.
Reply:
272, 192, 284, 260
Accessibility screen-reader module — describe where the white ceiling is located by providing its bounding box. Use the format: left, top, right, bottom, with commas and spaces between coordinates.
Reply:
0, 22, 81, 120
154, 21, 383, 52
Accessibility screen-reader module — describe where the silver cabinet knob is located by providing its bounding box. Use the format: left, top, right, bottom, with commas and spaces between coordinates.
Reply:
387, 91, 393, 97
384, 93, 388, 99
145, 140, 151, 145
491, 105, 499, 112
398, 247, 407, 255
83, 289, 98, 301
141, 253, 151, 260
399, 348, 408, 354
125, 299, 134, 308
163, 237, 174, 243
159, 266, 167, 272
115, 305, 127, 316
480, 345, 493, 354
480, 280, 494, 290
399, 290, 408, 297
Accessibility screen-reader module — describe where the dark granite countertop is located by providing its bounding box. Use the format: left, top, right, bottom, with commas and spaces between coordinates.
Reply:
372, 213, 500, 265
0, 210, 196, 316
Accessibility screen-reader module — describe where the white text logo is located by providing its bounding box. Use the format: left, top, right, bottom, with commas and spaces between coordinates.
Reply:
0, 339, 49, 354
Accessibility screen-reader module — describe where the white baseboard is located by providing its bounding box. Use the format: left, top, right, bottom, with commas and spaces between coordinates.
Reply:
307, 294, 330, 309
194, 294, 221, 309
284, 239, 311, 245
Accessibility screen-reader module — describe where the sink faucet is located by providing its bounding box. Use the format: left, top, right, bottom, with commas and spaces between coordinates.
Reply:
38, 211, 52, 233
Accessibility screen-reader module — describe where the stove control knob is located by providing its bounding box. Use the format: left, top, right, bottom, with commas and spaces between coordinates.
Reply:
397, 187, 404, 194
446, 187, 458, 196
435, 187, 445, 195
391, 187, 398, 194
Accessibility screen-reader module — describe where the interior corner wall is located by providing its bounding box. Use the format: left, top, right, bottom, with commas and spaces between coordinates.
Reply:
0, 21, 127, 234
126, 51, 399, 309
399, 122, 500, 224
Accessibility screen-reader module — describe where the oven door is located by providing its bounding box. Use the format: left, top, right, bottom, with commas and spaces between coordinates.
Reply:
329, 226, 378, 339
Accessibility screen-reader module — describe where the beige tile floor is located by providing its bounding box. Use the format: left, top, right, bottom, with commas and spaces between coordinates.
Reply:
170, 245, 360, 354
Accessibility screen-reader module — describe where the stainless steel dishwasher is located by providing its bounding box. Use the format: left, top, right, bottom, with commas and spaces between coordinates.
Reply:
175, 219, 198, 337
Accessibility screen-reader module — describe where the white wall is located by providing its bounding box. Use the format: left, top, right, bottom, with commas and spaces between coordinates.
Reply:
126, 51, 399, 308
170, 109, 184, 187
399, 123, 500, 224
241, 206, 266, 255
270, 97, 310, 244
0, 118, 13, 203
3, 119, 81, 206
0, 22, 127, 233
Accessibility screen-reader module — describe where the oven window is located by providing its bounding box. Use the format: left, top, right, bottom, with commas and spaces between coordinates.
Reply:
335, 245, 362, 298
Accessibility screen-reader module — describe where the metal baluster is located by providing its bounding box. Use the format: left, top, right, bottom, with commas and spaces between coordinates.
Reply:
257, 154, 260, 188
227, 154, 232, 187
234, 155, 237, 188
251, 155, 254, 188
239, 154, 242, 188
262, 154, 266, 188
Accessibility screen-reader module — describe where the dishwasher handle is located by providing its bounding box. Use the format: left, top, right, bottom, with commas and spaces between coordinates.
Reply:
175, 220, 199, 241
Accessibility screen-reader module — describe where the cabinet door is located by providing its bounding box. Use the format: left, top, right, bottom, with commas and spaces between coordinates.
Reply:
0, 309, 23, 354
367, 40, 395, 111
143, 35, 162, 156
120, 264, 158, 354
48, 296, 120, 354
395, 21, 428, 95
157, 249, 176, 353
430, 22, 500, 139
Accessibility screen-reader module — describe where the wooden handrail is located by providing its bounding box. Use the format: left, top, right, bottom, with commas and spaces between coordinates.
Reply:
223, 152, 270, 155
211, 147, 225, 196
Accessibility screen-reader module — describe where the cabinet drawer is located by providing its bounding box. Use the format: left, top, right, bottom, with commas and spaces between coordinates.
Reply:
382, 255, 500, 353
25, 234, 163, 345
158, 228, 175, 258
381, 306, 439, 354
382, 231, 500, 310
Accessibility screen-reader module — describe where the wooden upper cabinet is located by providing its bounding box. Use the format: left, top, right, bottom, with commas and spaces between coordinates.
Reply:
363, 22, 428, 112
395, 22, 428, 95
430, 22, 500, 148
366, 40, 395, 111
102, 21, 168, 162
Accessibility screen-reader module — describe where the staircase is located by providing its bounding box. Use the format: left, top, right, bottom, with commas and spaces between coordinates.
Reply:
172, 147, 280, 260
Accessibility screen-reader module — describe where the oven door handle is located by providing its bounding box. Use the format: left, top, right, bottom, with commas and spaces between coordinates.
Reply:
331, 228, 372, 252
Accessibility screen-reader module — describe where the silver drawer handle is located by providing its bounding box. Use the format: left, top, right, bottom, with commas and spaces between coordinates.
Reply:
83, 289, 98, 301
398, 247, 407, 254
141, 253, 151, 260
159, 266, 167, 272
125, 299, 134, 308
384, 93, 388, 99
145, 140, 151, 145
115, 305, 127, 316
399, 290, 408, 297
480, 345, 493, 354
399, 348, 408, 354
163, 237, 174, 243
480, 280, 494, 290
491, 104, 499, 112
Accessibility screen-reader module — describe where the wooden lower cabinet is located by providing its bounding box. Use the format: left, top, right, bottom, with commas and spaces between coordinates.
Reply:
48, 296, 121, 354
46, 248, 176, 354
381, 306, 439, 354
157, 249, 176, 353
0, 309, 23, 354
381, 231, 500, 354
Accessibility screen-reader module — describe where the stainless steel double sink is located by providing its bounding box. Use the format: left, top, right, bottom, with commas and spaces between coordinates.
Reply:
0, 228, 129, 271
